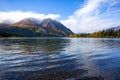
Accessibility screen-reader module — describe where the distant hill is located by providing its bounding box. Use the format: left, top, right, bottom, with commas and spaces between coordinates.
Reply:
0, 18, 73, 37
107, 26, 120, 31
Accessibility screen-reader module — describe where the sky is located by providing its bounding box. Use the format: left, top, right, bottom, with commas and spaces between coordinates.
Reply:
0, 0, 120, 33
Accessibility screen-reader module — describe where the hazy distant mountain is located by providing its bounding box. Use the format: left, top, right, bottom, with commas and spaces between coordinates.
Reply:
1, 20, 13, 24
0, 18, 73, 37
0, 23, 10, 27
107, 26, 120, 31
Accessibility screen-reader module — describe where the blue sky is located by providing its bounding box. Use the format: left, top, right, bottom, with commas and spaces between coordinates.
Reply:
0, 0, 84, 19
0, 0, 120, 33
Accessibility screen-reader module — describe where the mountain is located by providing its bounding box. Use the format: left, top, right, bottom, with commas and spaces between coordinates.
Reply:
107, 26, 120, 31
0, 18, 73, 37
11, 18, 41, 27
40, 19, 73, 35
0, 23, 10, 28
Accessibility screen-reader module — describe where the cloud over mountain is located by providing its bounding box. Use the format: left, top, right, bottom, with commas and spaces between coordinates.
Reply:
0, 11, 60, 23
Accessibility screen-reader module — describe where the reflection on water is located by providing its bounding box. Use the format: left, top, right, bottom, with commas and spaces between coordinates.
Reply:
0, 38, 120, 80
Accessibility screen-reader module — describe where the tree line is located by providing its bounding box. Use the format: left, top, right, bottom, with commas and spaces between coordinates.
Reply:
0, 32, 24, 37
70, 29, 120, 38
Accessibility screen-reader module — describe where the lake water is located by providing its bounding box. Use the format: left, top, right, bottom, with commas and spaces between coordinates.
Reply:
0, 38, 120, 80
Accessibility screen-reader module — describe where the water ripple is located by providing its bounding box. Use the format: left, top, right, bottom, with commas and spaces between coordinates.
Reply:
0, 38, 120, 80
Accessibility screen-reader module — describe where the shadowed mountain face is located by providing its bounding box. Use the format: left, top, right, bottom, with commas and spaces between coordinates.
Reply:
0, 18, 73, 37
40, 19, 73, 36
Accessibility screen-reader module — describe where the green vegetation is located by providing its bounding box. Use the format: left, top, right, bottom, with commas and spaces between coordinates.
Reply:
70, 33, 91, 37
70, 29, 120, 38
1, 29, 120, 38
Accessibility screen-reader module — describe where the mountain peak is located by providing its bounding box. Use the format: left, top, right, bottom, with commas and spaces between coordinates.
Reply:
42, 18, 53, 23
43, 18, 52, 21
41, 18, 73, 35
19, 17, 41, 24
11, 17, 41, 27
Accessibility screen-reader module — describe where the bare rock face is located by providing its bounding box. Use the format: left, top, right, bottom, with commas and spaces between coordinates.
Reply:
40, 19, 73, 36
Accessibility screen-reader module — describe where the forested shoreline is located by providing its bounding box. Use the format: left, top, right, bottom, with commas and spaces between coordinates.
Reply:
0, 29, 120, 38
70, 29, 120, 38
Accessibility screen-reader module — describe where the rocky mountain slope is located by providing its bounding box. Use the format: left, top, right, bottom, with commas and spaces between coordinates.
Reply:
0, 18, 73, 37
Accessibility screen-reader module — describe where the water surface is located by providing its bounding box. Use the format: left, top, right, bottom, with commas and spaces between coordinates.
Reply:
0, 38, 120, 80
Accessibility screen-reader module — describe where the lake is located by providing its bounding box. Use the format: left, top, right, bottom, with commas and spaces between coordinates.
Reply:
0, 38, 120, 80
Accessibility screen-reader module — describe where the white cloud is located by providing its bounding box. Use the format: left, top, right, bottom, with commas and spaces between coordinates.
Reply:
0, 11, 60, 23
61, 0, 120, 33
